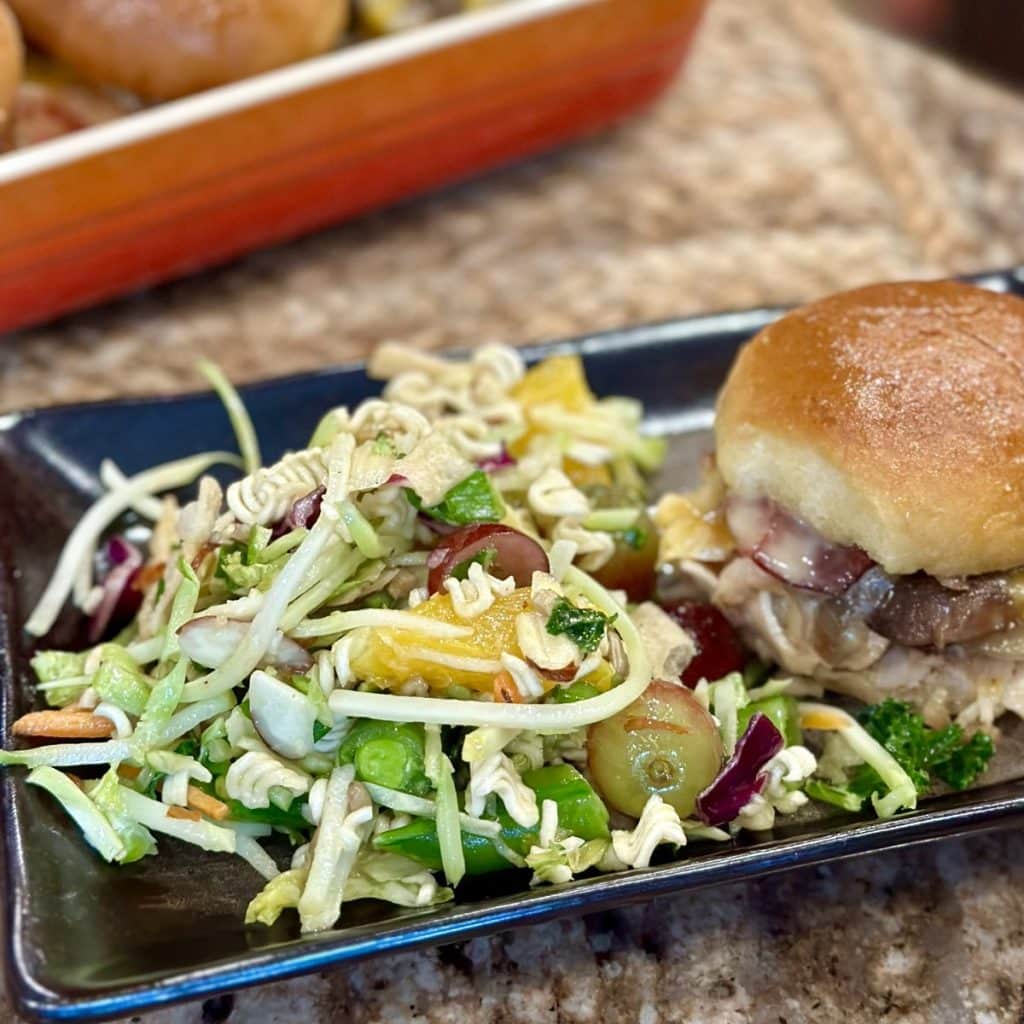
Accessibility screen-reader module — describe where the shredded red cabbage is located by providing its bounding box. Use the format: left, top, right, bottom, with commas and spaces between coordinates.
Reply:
418, 513, 459, 537
88, 536, 143, 643
695, 712, 785, 826
477, 446, 516, 473
274, 486, 325, 537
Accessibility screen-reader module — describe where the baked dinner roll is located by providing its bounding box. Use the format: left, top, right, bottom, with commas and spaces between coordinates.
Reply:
8, 0, 349, 100
715, 280, 1024, 579
0, 2, 22, 134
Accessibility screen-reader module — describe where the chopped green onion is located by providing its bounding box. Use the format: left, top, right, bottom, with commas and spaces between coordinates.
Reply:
338, 720, 431, 796
581, 508, 640, 532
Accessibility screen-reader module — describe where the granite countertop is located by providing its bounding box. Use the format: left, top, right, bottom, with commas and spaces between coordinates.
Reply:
135, 831, 1024, 1024
5, 0, 1024, 1020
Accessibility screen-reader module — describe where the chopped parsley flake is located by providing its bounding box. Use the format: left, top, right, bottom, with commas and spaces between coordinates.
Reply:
546, 598, 612, 655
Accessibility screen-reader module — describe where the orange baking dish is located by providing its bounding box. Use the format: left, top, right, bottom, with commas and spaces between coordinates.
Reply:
0, 0, 706, 335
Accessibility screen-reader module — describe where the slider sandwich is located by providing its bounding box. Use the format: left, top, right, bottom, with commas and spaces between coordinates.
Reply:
660, 280, 1024, 731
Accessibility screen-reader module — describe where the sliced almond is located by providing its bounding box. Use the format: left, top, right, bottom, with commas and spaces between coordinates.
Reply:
167, 805, 201, 822
493, 670, 521, 705
187, 785, 229, 821
178, 616, 312, 672
12, 710, 115, 739
800, 708, 851, 731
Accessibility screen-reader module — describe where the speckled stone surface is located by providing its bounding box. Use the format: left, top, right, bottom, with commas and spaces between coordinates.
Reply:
97, 832, 1024, 1024
5, 0, 1024, 1021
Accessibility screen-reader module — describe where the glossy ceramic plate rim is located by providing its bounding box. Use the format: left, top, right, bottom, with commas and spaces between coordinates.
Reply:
0, 0, 597, 186
6, 273, 1024, 1021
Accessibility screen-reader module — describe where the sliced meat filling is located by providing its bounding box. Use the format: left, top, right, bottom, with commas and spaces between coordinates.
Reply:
849, 569, 1015, 649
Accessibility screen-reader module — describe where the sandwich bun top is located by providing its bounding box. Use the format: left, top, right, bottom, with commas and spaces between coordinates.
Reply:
0, 2, 22, 131
715, 279, 1024, 578
7, 0, 348, 101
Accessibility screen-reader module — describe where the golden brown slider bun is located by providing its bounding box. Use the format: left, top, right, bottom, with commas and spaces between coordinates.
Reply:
0, 2, 22, 131
715, 280, 1024, 579
8, 0, 349, 101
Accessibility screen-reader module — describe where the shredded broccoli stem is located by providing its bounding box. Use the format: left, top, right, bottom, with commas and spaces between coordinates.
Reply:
425, 725, 465, 887
291, 609, 472, 640
232, 831, 280, 881
297, 765, 367, 933
278, 546, 363, 634
0, 740, 132, 769
254, 528, 308, 565
362, 782, 501, 837
462, 727, 520, 764
197, 359, 262, 476
160, 692, 236, 746
181, 514, 336, 702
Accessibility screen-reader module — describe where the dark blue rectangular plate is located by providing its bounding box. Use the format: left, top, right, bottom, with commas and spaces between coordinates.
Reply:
4, 266, 1024, 1022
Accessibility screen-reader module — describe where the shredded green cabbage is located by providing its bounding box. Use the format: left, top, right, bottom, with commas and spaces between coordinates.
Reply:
160, 558, 201, 664
28, 766, 126, 862
246, 868, 306, 926
709, 672, 748, 755
87, 768, 157, 863
31, 650, 89, 708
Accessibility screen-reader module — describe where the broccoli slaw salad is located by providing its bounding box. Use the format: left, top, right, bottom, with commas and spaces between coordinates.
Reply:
1, 345, 996, 934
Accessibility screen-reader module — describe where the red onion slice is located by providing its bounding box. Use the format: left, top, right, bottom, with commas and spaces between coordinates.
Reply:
695, 712, 785, 826
726, 496, 873, 596
427, 523, 549, 594
88, 537, 143, 643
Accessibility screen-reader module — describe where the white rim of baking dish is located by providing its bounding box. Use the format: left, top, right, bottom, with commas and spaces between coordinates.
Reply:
0, 0, 600, 186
